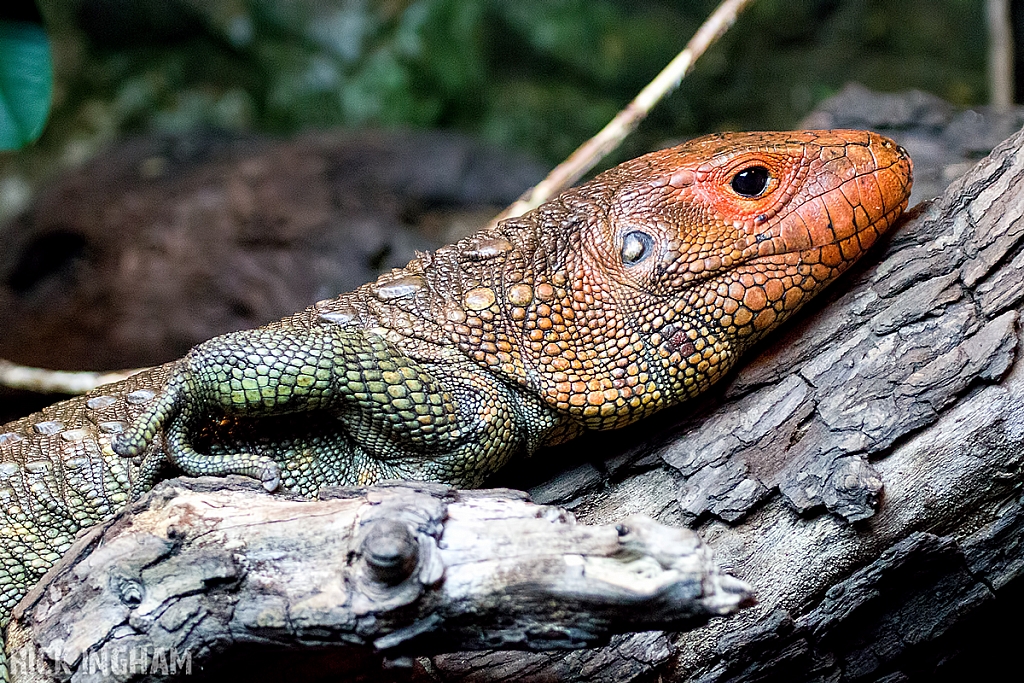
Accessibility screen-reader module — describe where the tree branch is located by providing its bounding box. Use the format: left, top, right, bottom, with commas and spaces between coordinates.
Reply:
6, 479, 749, 682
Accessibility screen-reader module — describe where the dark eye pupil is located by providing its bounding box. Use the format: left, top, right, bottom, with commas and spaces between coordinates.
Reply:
621, 230, 653, 265
731, 166, 770, 197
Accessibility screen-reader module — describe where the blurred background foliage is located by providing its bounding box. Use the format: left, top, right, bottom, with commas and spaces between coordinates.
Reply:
0, 0, 987, 222
0, 1, 53, 150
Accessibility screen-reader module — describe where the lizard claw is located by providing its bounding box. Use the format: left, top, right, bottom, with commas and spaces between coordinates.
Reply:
114, 376, 185, 458
159, 416, 284, 493
260, 462, 282, 492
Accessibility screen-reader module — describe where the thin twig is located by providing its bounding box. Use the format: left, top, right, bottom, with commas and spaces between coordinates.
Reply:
490, 0, 757, 225
987, 0, 1015, 112
0, 359, 145, 395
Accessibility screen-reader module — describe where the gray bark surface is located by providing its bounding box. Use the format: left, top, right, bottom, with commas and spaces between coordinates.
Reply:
6, 479, 747, 682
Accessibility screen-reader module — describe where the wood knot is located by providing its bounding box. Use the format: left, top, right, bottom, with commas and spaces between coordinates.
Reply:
361, 519, 419, 586
112, 574, 144, 606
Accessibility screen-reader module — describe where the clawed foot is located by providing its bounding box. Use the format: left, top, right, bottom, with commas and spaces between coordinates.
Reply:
116, 416, 282, 494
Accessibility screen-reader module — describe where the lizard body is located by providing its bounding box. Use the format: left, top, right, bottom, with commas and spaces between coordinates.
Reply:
0, 130, 911, 676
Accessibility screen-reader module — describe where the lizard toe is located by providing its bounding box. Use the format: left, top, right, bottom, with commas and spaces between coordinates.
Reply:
261, 465, 282, 492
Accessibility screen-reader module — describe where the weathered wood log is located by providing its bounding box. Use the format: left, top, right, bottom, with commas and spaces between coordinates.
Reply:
5, 479, 749, 682
418, 126, 1024, 681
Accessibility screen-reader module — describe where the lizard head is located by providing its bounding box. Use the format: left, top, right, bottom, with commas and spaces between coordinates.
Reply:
566, 129, 913, 418
458, 130, 910, 430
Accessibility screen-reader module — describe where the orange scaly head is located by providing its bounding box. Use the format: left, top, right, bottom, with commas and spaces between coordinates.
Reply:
511, 130, 912, 430
593, 130, 911, 291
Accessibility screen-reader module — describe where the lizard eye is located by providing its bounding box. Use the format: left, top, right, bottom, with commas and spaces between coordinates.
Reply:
731, 165, 771, 197
621, 230, 654, 265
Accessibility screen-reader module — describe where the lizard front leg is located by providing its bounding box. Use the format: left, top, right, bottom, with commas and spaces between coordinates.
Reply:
113, 326, 547, 492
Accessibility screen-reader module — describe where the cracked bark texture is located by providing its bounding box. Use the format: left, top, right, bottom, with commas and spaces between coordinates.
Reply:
422, 125, 1024, 681
6, 480, 748, 683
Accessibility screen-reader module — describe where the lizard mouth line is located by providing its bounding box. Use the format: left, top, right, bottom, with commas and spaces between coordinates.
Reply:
631, 200, 909, 302
739, 150, 911, 260
746, 199, 908, 265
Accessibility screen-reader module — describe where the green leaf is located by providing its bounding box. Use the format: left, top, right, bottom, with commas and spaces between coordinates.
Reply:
0, 19, 53, 150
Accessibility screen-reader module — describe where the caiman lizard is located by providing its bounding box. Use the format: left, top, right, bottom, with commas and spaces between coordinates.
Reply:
0, 130, 912, 677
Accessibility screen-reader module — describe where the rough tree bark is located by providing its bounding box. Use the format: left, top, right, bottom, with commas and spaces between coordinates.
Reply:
10, 124, 1024, 682
7, 479, 749, 682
